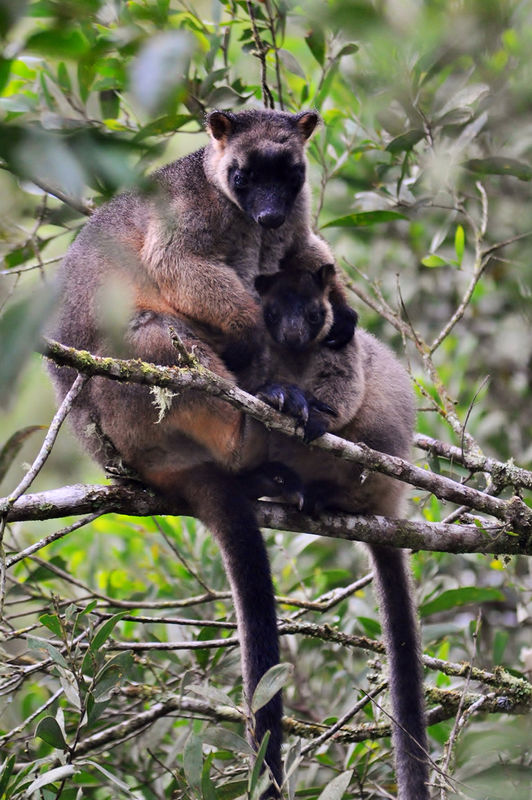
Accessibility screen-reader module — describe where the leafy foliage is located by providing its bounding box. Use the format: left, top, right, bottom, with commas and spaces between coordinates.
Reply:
1, 1, 531, 799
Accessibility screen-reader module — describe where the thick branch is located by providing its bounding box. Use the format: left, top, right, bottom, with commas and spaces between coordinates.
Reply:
21, 685, 528, 765
4, 483, 531, 555
40, 339, 532, 535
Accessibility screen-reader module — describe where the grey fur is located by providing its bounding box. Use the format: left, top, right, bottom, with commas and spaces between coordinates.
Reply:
247, 268, 429, 800
48, 109, 347, 789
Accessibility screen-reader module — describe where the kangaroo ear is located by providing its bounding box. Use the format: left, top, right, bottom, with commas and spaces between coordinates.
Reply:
295, 110, 320, 140
255, 273, 278, 296
206, 110, 234, 142
314, 263, 336, 289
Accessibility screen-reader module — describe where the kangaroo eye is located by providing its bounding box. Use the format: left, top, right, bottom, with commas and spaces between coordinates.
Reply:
265, 306, 280, 325
233, 170, 249, 188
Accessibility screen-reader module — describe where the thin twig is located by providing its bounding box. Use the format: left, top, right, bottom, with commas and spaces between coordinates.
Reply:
245, 0, 275, 109
300, 682, 387, 755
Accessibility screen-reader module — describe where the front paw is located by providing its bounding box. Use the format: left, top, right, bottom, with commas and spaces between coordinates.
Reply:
323, 305, 358, 349
303, 408, 331, 443
257, 383, 310, 426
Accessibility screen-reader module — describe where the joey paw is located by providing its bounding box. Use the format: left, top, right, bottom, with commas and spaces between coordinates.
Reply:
323, 305, 358, 349
240, 461, 304, 508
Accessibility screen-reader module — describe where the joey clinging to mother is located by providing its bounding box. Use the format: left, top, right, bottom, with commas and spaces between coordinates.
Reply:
250, 266, 429, 800
49, 108, 356, 789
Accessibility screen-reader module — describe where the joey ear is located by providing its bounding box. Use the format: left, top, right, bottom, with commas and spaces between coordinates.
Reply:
295, 110, 320, 140
314, 263, 336, 289
255, 273, 278, 296
206, 110, 234, 142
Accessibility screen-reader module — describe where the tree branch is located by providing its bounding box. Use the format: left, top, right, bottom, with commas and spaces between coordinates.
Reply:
4, 483, 531, 555
39, 338, 532, 537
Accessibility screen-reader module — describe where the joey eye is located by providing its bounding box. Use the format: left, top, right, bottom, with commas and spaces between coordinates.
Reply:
306, 306, 324, 326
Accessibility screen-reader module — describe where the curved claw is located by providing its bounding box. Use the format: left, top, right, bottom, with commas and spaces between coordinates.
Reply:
303, 409, 330, 443
257, 385, 286, 412
283, 386, 309, 426
309, 398, 338, 418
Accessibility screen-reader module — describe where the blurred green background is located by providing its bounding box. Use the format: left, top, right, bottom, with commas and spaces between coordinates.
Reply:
0, 1, 531, 798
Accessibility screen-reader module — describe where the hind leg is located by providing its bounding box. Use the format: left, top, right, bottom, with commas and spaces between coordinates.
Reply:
90, 311, 267, 473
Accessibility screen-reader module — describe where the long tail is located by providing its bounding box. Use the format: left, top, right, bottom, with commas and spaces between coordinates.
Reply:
368, 544, 429, 800
180, 465, 283, 789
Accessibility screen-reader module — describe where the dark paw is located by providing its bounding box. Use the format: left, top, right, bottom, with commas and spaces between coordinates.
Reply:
302, 408, 330, 443
239, 461, 304, 508
257, 383, 310, 426
301, 480, 338, 516
323, 305, 358, 349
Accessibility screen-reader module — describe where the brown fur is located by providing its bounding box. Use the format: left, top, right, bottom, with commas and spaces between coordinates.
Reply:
49, 109, 351, 789
247, 267, 429, 800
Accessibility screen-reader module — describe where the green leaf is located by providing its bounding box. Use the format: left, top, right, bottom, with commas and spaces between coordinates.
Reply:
35, 717, 69, 751
57, 62, 71, 94
421, 254, 449, 268
92, 651, 133, 700
25, 765, 76, 795
0, 755, 16, 797
39, 614, 63, 639
322, 210, 407, 228
454, 224, 465, 264
316, 770, 353, 800
82, 760, 135, 793
26, 637, 69, 669
305, 28, 325, 66
248, 731, 269, 797
493, 630, 509, 665
251, 663, 293, 713
26, 28, 91, 58
357, 616, 381, 637
202, 727, 253, 755
130, 31, 193, 115
183, 732, 203, 790
0, 1, 27, 38
77, 60, 95, 103
420, 587, 505, 618
386, 128, 425, 153
335, 43, 359, 58
0, 425, 45, 485
133, 113, 194, 141
201, 754, 217, 800
90, 612, 127, 652
214, 780, 249, 800
278, 48, 306, 79
189, 684, 238, 709
464, 157, 532, 181
99, 89, 119, 119
0, 57, 12, 94
25, 555, 68, 584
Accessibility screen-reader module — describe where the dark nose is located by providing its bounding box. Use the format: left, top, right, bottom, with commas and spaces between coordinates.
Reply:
280, 320, 308, 350
257, 211, 285, 229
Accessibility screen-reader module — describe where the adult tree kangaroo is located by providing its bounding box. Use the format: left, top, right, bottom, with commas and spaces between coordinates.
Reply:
49, 109, 356, 790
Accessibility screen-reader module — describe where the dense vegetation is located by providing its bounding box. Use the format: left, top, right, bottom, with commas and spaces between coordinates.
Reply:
0, 1, 531, 799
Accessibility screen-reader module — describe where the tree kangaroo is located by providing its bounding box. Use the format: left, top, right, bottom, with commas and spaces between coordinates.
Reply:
48, 109, 357, 789
248, 266, 429, 800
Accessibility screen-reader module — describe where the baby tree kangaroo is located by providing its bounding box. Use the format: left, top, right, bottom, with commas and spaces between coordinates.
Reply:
251, 266, 429, 800
49, 109, 357, 790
